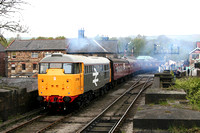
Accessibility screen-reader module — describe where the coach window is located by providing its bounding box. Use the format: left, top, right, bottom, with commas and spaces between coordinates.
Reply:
39, 63, 49, 74
63, 63, 72, 74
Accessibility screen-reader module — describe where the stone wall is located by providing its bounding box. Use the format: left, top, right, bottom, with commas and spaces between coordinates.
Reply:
0, 77, 38, 92
0, 78, 39, 121
0, 87, 38, 121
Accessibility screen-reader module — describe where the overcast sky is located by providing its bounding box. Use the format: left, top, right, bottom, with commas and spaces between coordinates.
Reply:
4, 0, 200, 38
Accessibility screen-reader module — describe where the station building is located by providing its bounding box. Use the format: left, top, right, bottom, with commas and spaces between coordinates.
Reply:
188, 41, 200, 76
189, 41, 200, 65
6, 39, 68, 77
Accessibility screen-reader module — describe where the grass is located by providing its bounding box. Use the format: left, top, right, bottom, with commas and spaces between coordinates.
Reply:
168, 126, 200, 133
137, 107, 144, 111
158, 100, 169, 106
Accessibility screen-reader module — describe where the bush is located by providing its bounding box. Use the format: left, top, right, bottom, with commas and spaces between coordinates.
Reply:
174, 77, 200, 109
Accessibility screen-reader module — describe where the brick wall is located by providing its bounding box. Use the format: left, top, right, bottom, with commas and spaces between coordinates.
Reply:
0, 52, 6, 77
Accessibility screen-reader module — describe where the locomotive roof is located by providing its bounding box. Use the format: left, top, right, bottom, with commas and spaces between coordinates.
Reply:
40, 53, 110, 65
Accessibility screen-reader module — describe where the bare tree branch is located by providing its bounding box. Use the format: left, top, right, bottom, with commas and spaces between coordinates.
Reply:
0, 0, 28, 33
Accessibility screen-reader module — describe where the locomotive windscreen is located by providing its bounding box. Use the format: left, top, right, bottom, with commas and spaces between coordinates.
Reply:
39, 63, 82, 74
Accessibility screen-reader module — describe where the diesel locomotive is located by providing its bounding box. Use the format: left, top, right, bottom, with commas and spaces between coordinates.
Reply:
37, 53, 160, 110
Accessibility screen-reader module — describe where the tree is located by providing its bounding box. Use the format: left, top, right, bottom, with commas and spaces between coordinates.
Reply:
0, 35, 7, 47
128, 35, 146, 56
0, 0, 28, 33
0, 0, 28, 46
55, 36, 66, 39
117, 37, 132, 54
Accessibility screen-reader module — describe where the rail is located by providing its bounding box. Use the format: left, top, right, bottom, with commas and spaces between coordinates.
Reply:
77, 76, 153, 133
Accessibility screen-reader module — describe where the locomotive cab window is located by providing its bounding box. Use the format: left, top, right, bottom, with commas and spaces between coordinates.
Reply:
39, 63, 82, 74
39, 63, 49, 74
63, 63, 72, 74
50, 63, 62, 69
73, 63, 82, 74
63, 63, 82, 74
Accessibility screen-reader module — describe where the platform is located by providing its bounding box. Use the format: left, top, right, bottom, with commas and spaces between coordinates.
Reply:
145, 88, 186, 104
134, 105, 200, 129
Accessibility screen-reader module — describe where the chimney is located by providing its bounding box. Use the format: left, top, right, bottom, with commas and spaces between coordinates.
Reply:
78, 28, 85, 38
197, 41, 200, 48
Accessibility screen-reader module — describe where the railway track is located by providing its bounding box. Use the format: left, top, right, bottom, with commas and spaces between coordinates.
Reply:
77, 76, 153, 133
1, 75, 153, 133
0, 108, 45, 132
3, 112, 72, 133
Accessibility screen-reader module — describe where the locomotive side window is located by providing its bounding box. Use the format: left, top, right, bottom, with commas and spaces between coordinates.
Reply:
84, 66, 87, 74
63, 63, 72, 74
40, 63, 49, 74
89, 66, 92, 73
100, 65, 103, 71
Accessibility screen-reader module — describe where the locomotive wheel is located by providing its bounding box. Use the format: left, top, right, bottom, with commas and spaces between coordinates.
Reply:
100, 88, 104, 96
103, 87, 108, 94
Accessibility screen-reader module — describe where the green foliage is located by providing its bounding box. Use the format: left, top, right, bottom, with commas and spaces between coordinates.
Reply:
48, 37, 54, 40
55, 36, 66, 39
0, 36, 8, 47
159, 100, 169, 106
36, 36, 48, 40
7, 37, 15, 45
36, 36, 66, 40
174, 77, 200, 109
129, 35, 146, 56
168, 126, 200, 133
117, 37, 132, 54
117, 35, 147, 56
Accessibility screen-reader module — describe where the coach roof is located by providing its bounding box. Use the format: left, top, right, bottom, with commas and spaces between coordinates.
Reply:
40, 53, 110, 65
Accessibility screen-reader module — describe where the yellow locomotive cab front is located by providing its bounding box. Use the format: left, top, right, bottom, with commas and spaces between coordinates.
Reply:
38, 62, 84, 103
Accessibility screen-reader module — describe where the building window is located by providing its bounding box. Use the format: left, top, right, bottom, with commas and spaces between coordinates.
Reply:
22, 64, 26, 70
45, 52, 51, 57
11, 64, 15, 70
33, 64, 37, 70
192, 54, 199, 60
11, 52, 16, 58
31, 52, 38, 58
